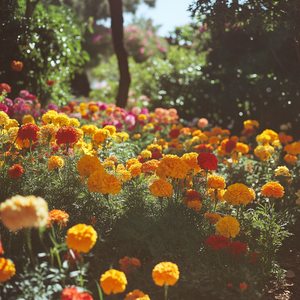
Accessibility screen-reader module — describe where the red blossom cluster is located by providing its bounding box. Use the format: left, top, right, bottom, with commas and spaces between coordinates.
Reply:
18, 124, 40, 142
197, 152, 218, 171
56, 126, 79, 145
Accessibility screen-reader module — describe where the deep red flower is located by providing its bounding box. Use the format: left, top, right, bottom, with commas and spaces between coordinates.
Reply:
61, 287, 93, 300
46, 80, 54, 86
64, 250, 81, 270
152, 125, 162, 133
197, 152, 218, 171
8, 165, 25, 178
196, 144, 213, 153
244, 128, 255, 135
186, 190, 202, 199
56, 126, 79, 145
248, 253, 259, 262
0, 83, 11, 94
225, 140, 237, 153
137, 155, 145, 163
227, 241, 247, 259
151, 150, 163, 160
206, 235, 230, 250
18, 123, 40, 142
0, 238, 4, 254
240, 283, 248, 291
168, 129, 180, 139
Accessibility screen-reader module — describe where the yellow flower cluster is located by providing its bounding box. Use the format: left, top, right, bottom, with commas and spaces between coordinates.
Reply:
141, 150, 152, 159
48, 156, 64, 171
125, 289, 150, 300
254, 145, 274, 161
181, 152, 201, 172
0, 111, 9, 127
93, 128, 111, 144
207, 175, 226, 190
100, 269, 127, 295
66, 224, 97, 253
77, 155, 104, 178
81, 125, 98, 135
129, 163, 142, 178
149, 179, 173, 198
244, 120, 259, 129
0, 195, 48, 232
156, 155, 190, 180
275, 166, 291, 177
42, 110, 58, 124
223, 183, 253, 206
216, 216, 240, 238
0, 258, 16, 282
152, 262, 179, 286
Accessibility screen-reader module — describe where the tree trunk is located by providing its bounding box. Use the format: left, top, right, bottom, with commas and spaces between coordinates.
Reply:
108, 0, 131, 108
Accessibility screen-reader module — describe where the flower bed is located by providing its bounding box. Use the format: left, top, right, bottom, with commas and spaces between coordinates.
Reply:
0, 87, 300, 300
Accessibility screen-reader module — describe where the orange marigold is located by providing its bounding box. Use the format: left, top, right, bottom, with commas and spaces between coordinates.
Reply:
204, 213, 222, 224
284, 142, 300, 155
181, 152, 201, 172
100, 269, 127, 295
126, 158, 140, 169
47, 209, 69, 228
141, 160, 160, 175
77, 155, 104, 178
216, 216, 240, 238
0, 258, 16, 282
207, 175, 226, 190
48, 156, 64, 171
129, 163, 142, 178
119, 257, 141, 274
124, 289, 150, 300
261, 182, 284, 198
152, 262, 179, 286
284, 154, 298, 165
149, 179, 173, 198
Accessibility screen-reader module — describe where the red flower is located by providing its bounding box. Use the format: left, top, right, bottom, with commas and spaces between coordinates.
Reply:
61, 287, 93, 300
206, 235, 230, 250
240, 283, 247, 291
248, 253, 259, 262
227, 241, 247, 259
8, 165, 25, 178
64, 250, 81, 270
186, 190, 202, 199
227, 283, 233, 287
244, 128, 254, 135
225, 140, 236, 153
197, 152, 218, 171
119, 256, 141, 274
56, 126, 79, 145
151, 150, 163, 160
196, 144, 213, 153
18, 123, 40, 142
0, 237, 4, 254
152, 125, 162, 133
0, 83, 11, 94
46, 80, 54, 86
168, 129, 180, 139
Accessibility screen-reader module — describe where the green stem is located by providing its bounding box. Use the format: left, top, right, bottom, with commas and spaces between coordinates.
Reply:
25, 228, 35, 267
164, 283, 168, 300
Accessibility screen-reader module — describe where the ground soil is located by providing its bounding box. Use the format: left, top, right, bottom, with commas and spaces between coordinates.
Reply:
264, 236, 300, 300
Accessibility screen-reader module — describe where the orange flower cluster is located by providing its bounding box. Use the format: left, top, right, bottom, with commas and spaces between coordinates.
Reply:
119, 256, 141, 274
223, 183, 253, 206
207, 175, 226, 190
182, 189, 202, 211
100, 269, 127, 295
47, 209, 69, 228
204, 212, 222, 224
261, 182, 284, 198
149, 179, 173, 198
152, 261, 179, 286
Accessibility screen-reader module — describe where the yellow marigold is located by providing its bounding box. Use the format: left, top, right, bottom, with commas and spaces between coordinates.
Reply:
211, 127, 222, 136
284, 142, 300, 155
0, 195, 48, 232
117, 170, 132, 182
133, 134, 141, 140
89, 105, 99, 112
216, 216, 240, 238
0, 258, 16, 282
208, 136, 219, 145
100, 269, 127, 295
114, 132, 129, 142
207, 175, 226, 190
117, 164, 126, 171
5, 119, 19, 130
235, 142, 249, 154
256, 133, 271, 145
88, 171, 122, 195
284, 154, 298, 165
126, 158, 140, 169
244, 120, 259, 129
104, 125, 117, 136
223, 183, 253, 206
187, 199, 202, 211
248, 188, 256, 201
77, 155, 104, 178
53, 113, 70, 126
149, 179, 173, 198
0, 111, 9, 127
205, 188, 226, 202
147, 143, 162, 152
181, 152, 201, 172
261, 182, 284, 198
93, 129, 110, 144
129, 163, 142, 178
48, 156, 64, 171
192, 129, 202, 136
66, 224, 97, 253
275, 166, 291, 177
22, 115, 35, 124
152, 262, 179, 286
124, 289, 150, 300
15, 137, 30, 149
156, 155, 190, 180
141, 150, 152, 159
105, 107, 114, 115
137, 114, 147, 121
254, 145, 271, 161
81, 125, 98, 135
105, 156, 118, 165
40, 124, 58, 142
261, 129, 278, 143
204, 212, 222, 224
198, 133, 208, 142
69, 118, 80, 127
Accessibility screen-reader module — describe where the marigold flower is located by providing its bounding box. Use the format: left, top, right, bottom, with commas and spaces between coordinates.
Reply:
129, 163, 142, 178
181, 152, 201, 171
48, 156, 64, 171
81, 125, 98, 135
47, 209, 69, 228
152, 262, 179, 286
275, 166, 291, 177
284, 142, 300, 155
207, 175, 226, 190
149, 179, 173, 198
77, 155, 104, 178
284, 154, 297, 165
11, 60, 23, 71
22, 115, 35, 124
278, 134, 293, 144
197, 152, 218, 171
187, 199, 202, 211
156, 155, 190, 180
261, 182, 284, 198
141, 150, 152, 159
60, 286, 93, 300
52, 113, 70, 126
224, 140, 236, 153
104, 125, 117, 135
0, 195, 48, 232
216, 216, 240, 238
168, 129, 180, 139
18, 123, 40, 142
66, 224, 97, 253
117, 170, 132, 182
240, 283, 248, 291
223, 183, 253, 206
141, 160, 160, 175
100, 269, 127, 295
206, 235, 230, 250
204, 213, 222, 224
42, 110, 58, 124
235, 142, 249, 154
56, 126, 79, 145
124, 289, 150, 300
119, 257, 141, 274
69, 118, 80, 127
93, 128, 110, 144
0, 258, 16, 282
244, 120, 259, 129
8, 164, 25, 178
208, 136, 219, 145
227, 241, 247, 259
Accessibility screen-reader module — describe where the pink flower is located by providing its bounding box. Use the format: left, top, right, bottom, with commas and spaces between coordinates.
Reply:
197, 118, 208, 128
139, 47, 145, 54
199, 25, 206, 33
92, 35, 102, 43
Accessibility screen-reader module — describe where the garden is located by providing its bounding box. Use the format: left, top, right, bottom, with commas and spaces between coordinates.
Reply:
1, 0, 300, 300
